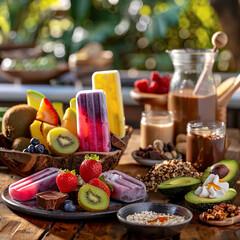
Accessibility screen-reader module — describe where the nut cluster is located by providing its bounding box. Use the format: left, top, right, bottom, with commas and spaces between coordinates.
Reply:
201, 203, 240, 221
136, 159, 202, 192
136, 139, 177, 160
175, 134, 187, 155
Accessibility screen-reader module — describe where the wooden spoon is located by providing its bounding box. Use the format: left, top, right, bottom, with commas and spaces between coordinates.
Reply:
199, 212, 240, 226
194, 32, 228, 95
217, 77, 236, 99
218, 74, 240, 107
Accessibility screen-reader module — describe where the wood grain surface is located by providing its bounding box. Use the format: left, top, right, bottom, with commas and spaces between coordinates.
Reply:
0, 129, 239, 240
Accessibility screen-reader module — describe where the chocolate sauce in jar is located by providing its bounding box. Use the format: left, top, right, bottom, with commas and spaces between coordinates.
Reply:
186, 121, 226, 172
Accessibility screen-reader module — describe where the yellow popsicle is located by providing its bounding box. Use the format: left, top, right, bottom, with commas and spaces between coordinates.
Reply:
92, 70, 125, 138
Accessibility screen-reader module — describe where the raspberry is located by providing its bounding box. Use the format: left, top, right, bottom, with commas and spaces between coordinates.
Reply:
159, 75, 170, 88
150, 71, 161, 83
148, 81, 160, 93
134, 79, 149, 92
157, 85, 169, 94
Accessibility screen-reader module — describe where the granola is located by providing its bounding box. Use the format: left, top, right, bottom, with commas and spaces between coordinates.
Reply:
136, 159, 203, 192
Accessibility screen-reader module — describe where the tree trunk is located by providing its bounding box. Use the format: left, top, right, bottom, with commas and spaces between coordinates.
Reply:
210, 0, 240, 70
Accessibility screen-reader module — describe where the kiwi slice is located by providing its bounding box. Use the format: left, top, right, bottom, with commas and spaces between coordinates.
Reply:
47, 127, 79, 156
78, 184, 110, 212
11, 137, 30, 151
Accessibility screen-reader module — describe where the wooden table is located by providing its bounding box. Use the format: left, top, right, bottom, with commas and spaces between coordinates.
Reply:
0, 129, 240, 240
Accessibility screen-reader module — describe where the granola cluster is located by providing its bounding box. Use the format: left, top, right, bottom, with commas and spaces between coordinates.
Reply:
201, 203, 240, 221
136, 159, 203, 192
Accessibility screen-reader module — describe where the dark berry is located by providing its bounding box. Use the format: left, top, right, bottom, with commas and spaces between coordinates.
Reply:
111, 146, 117, 151
28, 144, 35, 153
35, 144, 45, 154
23, 148, 28, 153
63, 200, 74, 206
64, 203, 76, 212
43, 149, 49, 155
30, 138, 40, 145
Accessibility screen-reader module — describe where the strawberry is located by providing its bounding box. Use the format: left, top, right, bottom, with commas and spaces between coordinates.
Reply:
56, 170, 78, 193
79, 154, 102, 183
36, 98, 59, 126
134, 79, 149, 93
148, 81, 160, 93
150, 71, 161, 83
89, 176, 113, 197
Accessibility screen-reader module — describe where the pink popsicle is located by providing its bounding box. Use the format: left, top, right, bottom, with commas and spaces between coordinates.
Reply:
76, 90, 111, 152
9, 168, 59, 202
102, 170, 146, 203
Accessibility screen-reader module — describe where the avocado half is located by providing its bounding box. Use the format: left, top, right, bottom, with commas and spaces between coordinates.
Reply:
201, 159, 239, 187
157, 177, 201, 196
185, 188, 237, 211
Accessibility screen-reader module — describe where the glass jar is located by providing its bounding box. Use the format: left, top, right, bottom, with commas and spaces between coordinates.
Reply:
167, 49, 217, 137
186, 121, 226, 171
140, 110, 174, 148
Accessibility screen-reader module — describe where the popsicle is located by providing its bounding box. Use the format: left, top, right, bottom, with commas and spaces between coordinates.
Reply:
76, 90, 111, 152
9, 168, 60, 202
92, 70, 125, 138
102, 170, 146, 203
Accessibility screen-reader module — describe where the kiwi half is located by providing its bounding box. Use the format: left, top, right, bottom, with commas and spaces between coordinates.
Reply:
78, 184, 110, 212
11, 137, 30, 151
2, 104, 37, 142
47, 127, 79, 156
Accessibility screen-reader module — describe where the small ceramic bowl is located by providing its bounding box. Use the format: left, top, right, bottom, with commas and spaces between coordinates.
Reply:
131, 151, 182, 167
117, 202, 192, 239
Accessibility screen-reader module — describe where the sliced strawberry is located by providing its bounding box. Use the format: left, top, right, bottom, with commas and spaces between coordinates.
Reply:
148, 81, 160, 93
150, 71, 161, 83
36, 98, 59, 126
134, 79, 149, 93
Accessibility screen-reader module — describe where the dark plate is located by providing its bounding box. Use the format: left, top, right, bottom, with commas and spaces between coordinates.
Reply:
132, 151, 182, 167
117, 202, 193, 239
1, 187, 148, 220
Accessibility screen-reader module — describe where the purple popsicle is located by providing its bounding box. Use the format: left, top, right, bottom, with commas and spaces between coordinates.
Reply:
76, 90, 111, 152
102, 170, 146, 203
9, 168, 60, 202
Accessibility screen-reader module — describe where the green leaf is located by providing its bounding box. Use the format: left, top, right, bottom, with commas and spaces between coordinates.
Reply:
70, 0, 91, 25
60, 169, 77, 176
85, 154, 100, 161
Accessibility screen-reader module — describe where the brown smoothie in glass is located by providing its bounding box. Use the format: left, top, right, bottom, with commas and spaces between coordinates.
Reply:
168, 89, 217, 137
186, 131, 225, 171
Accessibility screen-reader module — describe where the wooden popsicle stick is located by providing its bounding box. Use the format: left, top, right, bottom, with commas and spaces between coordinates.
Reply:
199, 212, 240, 226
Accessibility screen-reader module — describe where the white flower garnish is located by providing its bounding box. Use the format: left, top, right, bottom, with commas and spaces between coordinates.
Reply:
195, 174, 229, 199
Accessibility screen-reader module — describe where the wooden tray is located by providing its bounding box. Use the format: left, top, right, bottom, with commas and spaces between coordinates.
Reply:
1, 63, 69, 84
130, 89, 168, 110
0, 126, 133, 177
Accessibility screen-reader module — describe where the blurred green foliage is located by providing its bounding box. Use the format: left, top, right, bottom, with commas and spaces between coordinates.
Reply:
0, 0, 229, 71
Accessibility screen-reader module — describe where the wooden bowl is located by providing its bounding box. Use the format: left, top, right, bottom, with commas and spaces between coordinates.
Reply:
1, 62, 69, 84
130, 89, 168, 110
0, 126, 133, 177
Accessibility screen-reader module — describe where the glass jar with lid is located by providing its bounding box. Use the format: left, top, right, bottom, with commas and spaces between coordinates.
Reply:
140, 110, 174, 148
186, 120, 226, 171
167, 49, 217, 137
